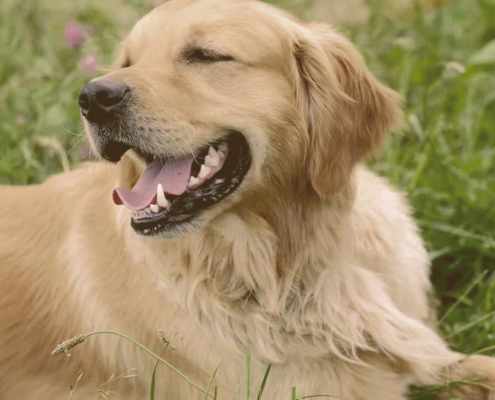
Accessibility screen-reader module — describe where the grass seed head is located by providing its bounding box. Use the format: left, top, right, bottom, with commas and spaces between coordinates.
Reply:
51, 334, 86, 356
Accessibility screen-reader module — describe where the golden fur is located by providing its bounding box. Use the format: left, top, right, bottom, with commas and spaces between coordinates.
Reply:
1, 0, 494, 399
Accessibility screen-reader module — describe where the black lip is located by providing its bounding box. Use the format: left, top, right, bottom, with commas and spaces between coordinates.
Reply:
89, 135, 133, 163
102, 140, 132, 163
83, 97, 139, 164
130, 132, 251, 236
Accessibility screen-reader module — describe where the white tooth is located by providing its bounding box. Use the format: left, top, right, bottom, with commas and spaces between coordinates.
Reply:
198, 165, 211, 179
217, 150, 225, 159
150, 204, 160, 213
218, 142, 228, 152
145, 207, 152, 214
205, 155, 220, 168
205, 147, 220, 167
156, 184, 169, 208
188, 176, 199, 188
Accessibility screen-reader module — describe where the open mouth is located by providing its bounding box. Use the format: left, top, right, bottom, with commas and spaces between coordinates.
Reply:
112, 132, 251, 236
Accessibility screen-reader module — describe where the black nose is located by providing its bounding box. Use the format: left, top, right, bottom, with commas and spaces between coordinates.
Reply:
78, 80, 130, 122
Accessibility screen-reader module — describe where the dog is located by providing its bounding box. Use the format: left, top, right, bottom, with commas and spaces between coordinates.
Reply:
1, 0, 494, 399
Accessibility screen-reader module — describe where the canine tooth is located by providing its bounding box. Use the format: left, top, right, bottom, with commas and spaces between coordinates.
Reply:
205, 155, 220, 168
156, 184, 169, 208
150, 204, 160, 213
188, 176, 199, 187
205, 147, 220, 167
218, 142, 228, 152
198, 165, 211, 179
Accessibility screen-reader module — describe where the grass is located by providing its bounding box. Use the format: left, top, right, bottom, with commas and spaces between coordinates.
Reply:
1, 0, 495, 398
357, 0, 495, 355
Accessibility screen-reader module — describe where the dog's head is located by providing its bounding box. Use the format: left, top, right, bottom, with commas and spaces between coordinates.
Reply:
80, 0, 402, 238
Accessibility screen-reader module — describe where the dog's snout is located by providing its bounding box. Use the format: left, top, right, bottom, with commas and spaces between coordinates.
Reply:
78, 80, 130, 121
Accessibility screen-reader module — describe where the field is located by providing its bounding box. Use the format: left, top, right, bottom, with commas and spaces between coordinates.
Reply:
1, 0, 495, 398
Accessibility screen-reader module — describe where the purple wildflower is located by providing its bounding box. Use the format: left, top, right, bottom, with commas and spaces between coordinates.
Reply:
65, 23, 85, 48
80, 54, 99, 74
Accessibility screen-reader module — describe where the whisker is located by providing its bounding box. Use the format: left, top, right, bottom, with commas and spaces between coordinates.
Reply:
66, 136, 88, 158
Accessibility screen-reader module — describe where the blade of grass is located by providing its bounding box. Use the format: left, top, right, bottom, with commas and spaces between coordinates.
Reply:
419, 221, 495, 249
150, 345, 169, 400
246, 348, 251, 400
205, 364, 220, 400
52, 331, 215, 399
256, 364, 272, 400
439, 270, 488, 323
444, 310, 495, 340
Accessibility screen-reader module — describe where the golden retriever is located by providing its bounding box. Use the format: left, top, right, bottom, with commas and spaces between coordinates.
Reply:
1, 0, 494, 399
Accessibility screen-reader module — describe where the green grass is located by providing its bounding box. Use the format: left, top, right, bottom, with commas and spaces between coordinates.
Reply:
1, 0, 495, 398
356, 0, 495, 353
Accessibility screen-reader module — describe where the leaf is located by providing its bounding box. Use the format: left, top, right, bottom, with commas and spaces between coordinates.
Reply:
469, 40, 495, 66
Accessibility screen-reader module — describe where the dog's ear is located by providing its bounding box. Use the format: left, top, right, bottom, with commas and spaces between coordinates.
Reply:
292, 24, 402, 198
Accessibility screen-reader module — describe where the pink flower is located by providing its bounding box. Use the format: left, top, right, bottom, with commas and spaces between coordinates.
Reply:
16, 115, 26, 125
65, 23, 84, 48
80, 54, 99, 74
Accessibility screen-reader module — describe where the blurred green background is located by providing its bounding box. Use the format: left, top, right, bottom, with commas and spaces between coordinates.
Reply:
1, 0, 495, 397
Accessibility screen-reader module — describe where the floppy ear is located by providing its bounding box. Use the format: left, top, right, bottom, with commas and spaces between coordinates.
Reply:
292, 24, 402, 198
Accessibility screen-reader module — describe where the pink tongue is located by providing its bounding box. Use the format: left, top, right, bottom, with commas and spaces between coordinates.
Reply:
113, 156, 194, 210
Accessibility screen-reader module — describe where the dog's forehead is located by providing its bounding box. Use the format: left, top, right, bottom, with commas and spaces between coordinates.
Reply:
126, 0, 297, 62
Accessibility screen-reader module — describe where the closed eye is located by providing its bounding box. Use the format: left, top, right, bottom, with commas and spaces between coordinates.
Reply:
185, 47, 234, 64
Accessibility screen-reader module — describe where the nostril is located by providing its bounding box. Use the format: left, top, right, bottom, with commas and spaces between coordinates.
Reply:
95, 86, 129, 108
78, 92, 90, 111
